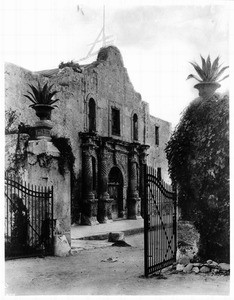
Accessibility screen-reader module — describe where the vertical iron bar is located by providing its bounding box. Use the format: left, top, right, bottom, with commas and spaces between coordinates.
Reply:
160, 180, 163, 265
150, 167, 152, 270
32, 183, 35, 248
6, 174, 9, 252
39, 184, 41, 247
35, 184, 38, 248
144, 164, 149, 277
152, 168, 154, 268
51, 185, 54, 255
149, 167, 151, 271
27, 182, 30, 247
174, 184, 177, 260
153, 167, 156, 268
12, 174, 14, 247
41, 185, 43, 244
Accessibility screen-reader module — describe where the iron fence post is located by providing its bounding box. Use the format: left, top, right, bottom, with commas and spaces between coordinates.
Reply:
144, 164, 149, 277
51, 185, 54, 255
173, 183, 178, 260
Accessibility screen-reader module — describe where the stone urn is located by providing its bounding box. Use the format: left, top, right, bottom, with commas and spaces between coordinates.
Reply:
24, 82, 59, 141
33, 104, 54, 120
32, 105, 55, 141
194, 82, 221, 99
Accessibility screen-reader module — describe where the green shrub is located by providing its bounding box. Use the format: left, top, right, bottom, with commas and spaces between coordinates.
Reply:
165, 94, 229, 262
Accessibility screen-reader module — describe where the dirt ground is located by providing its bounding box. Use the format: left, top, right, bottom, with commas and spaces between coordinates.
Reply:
5, 234, 230, 296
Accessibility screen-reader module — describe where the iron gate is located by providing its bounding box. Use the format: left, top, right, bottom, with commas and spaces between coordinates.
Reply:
5, 172, 54, 259
144, 166, 177, 277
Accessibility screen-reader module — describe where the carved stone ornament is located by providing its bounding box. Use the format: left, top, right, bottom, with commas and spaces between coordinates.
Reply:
139, 145, 150, 165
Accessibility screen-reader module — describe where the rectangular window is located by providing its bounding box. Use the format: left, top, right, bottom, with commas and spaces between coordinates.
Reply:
155, 126, 159, 145
112, 108, 120, 136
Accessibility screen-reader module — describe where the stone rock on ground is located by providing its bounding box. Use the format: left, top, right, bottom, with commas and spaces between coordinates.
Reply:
54, 235, 71, 257
193, 263, 202, 267
207, 260, 213, 264
176, 264, 184, 272
206, 260, 218, 268
108, 232, 124, 242
219, 263, 230, 271
200, 266, 210, 273
211, 268, 220, 275
183, 263, 193, 273
192, 267, 200, 274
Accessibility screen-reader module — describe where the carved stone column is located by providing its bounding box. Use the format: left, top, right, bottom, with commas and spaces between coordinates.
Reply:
139, 145, 150, 217
80, 134, 99, 225
128, 144, 141, 219
98, 143, 112, 223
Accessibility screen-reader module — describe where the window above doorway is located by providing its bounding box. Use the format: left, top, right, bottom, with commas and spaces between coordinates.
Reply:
111, 107, 120, 136
155, 126, 159, 146
133, 113, 138, 141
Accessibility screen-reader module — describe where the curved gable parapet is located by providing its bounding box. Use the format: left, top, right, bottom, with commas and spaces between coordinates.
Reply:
97, 46, 124, 67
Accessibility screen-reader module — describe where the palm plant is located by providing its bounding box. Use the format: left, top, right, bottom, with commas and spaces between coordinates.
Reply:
24, 81, 59, 107
187, 55, 229, 83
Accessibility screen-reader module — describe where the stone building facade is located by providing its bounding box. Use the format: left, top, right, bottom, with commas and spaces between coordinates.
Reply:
5, 46, 171, 226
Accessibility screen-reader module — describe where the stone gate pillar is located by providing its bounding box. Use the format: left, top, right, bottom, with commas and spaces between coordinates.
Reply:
98, 142, 112, 223
81, 134, 99, 225
128, 144, 141, 219
139, 145, 149, 217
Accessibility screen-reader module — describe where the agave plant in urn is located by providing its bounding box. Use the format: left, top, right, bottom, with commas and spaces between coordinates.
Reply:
24, 81, 59, 140
187, 55, 229, 99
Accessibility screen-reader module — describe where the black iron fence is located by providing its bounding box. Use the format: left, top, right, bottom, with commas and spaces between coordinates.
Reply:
5, 172, 54, 259
144, 166, 177, 277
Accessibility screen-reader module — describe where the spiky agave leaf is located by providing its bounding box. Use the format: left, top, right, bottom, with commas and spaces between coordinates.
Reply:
49, 99, 60, 105
206, 55, 211, 77
218, 74, 229, 83
26, 91, 38, 102
190, 62, 206, 81
43, 83, 58, 104
24, 94, 37, 104
28, 84, 40, 103
211, 56, 220, 72
209, 56, 220, 81
41, 82, 49, 100
48, 90, 58, 101
200, 55, 207, 78
186, 74, 202, 82
37, 82, 43, 103
213, 66, 229, 82
46, 82, 55, 94
25, 81, 59, 106
187, 54, 229, 83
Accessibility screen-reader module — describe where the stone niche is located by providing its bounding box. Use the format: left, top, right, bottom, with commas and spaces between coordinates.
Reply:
79, 132, 149, 225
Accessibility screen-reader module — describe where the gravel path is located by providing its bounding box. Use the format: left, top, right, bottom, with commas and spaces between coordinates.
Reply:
5, 234, 230, 295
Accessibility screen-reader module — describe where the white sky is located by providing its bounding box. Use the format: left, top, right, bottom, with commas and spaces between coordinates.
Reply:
1, 0, 232, 127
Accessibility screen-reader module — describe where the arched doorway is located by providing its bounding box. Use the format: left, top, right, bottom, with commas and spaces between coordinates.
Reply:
108, 167, 123, 220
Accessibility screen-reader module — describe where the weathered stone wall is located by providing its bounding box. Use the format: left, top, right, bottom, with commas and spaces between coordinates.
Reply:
5, 46, 172, 223
5, 46, 170, 175
147, 115, 172, 183
24, 140, 71, 243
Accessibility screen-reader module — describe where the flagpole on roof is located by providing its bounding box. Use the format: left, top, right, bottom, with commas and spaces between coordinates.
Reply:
78, 5, 114, 62
103, 5, 106, 47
